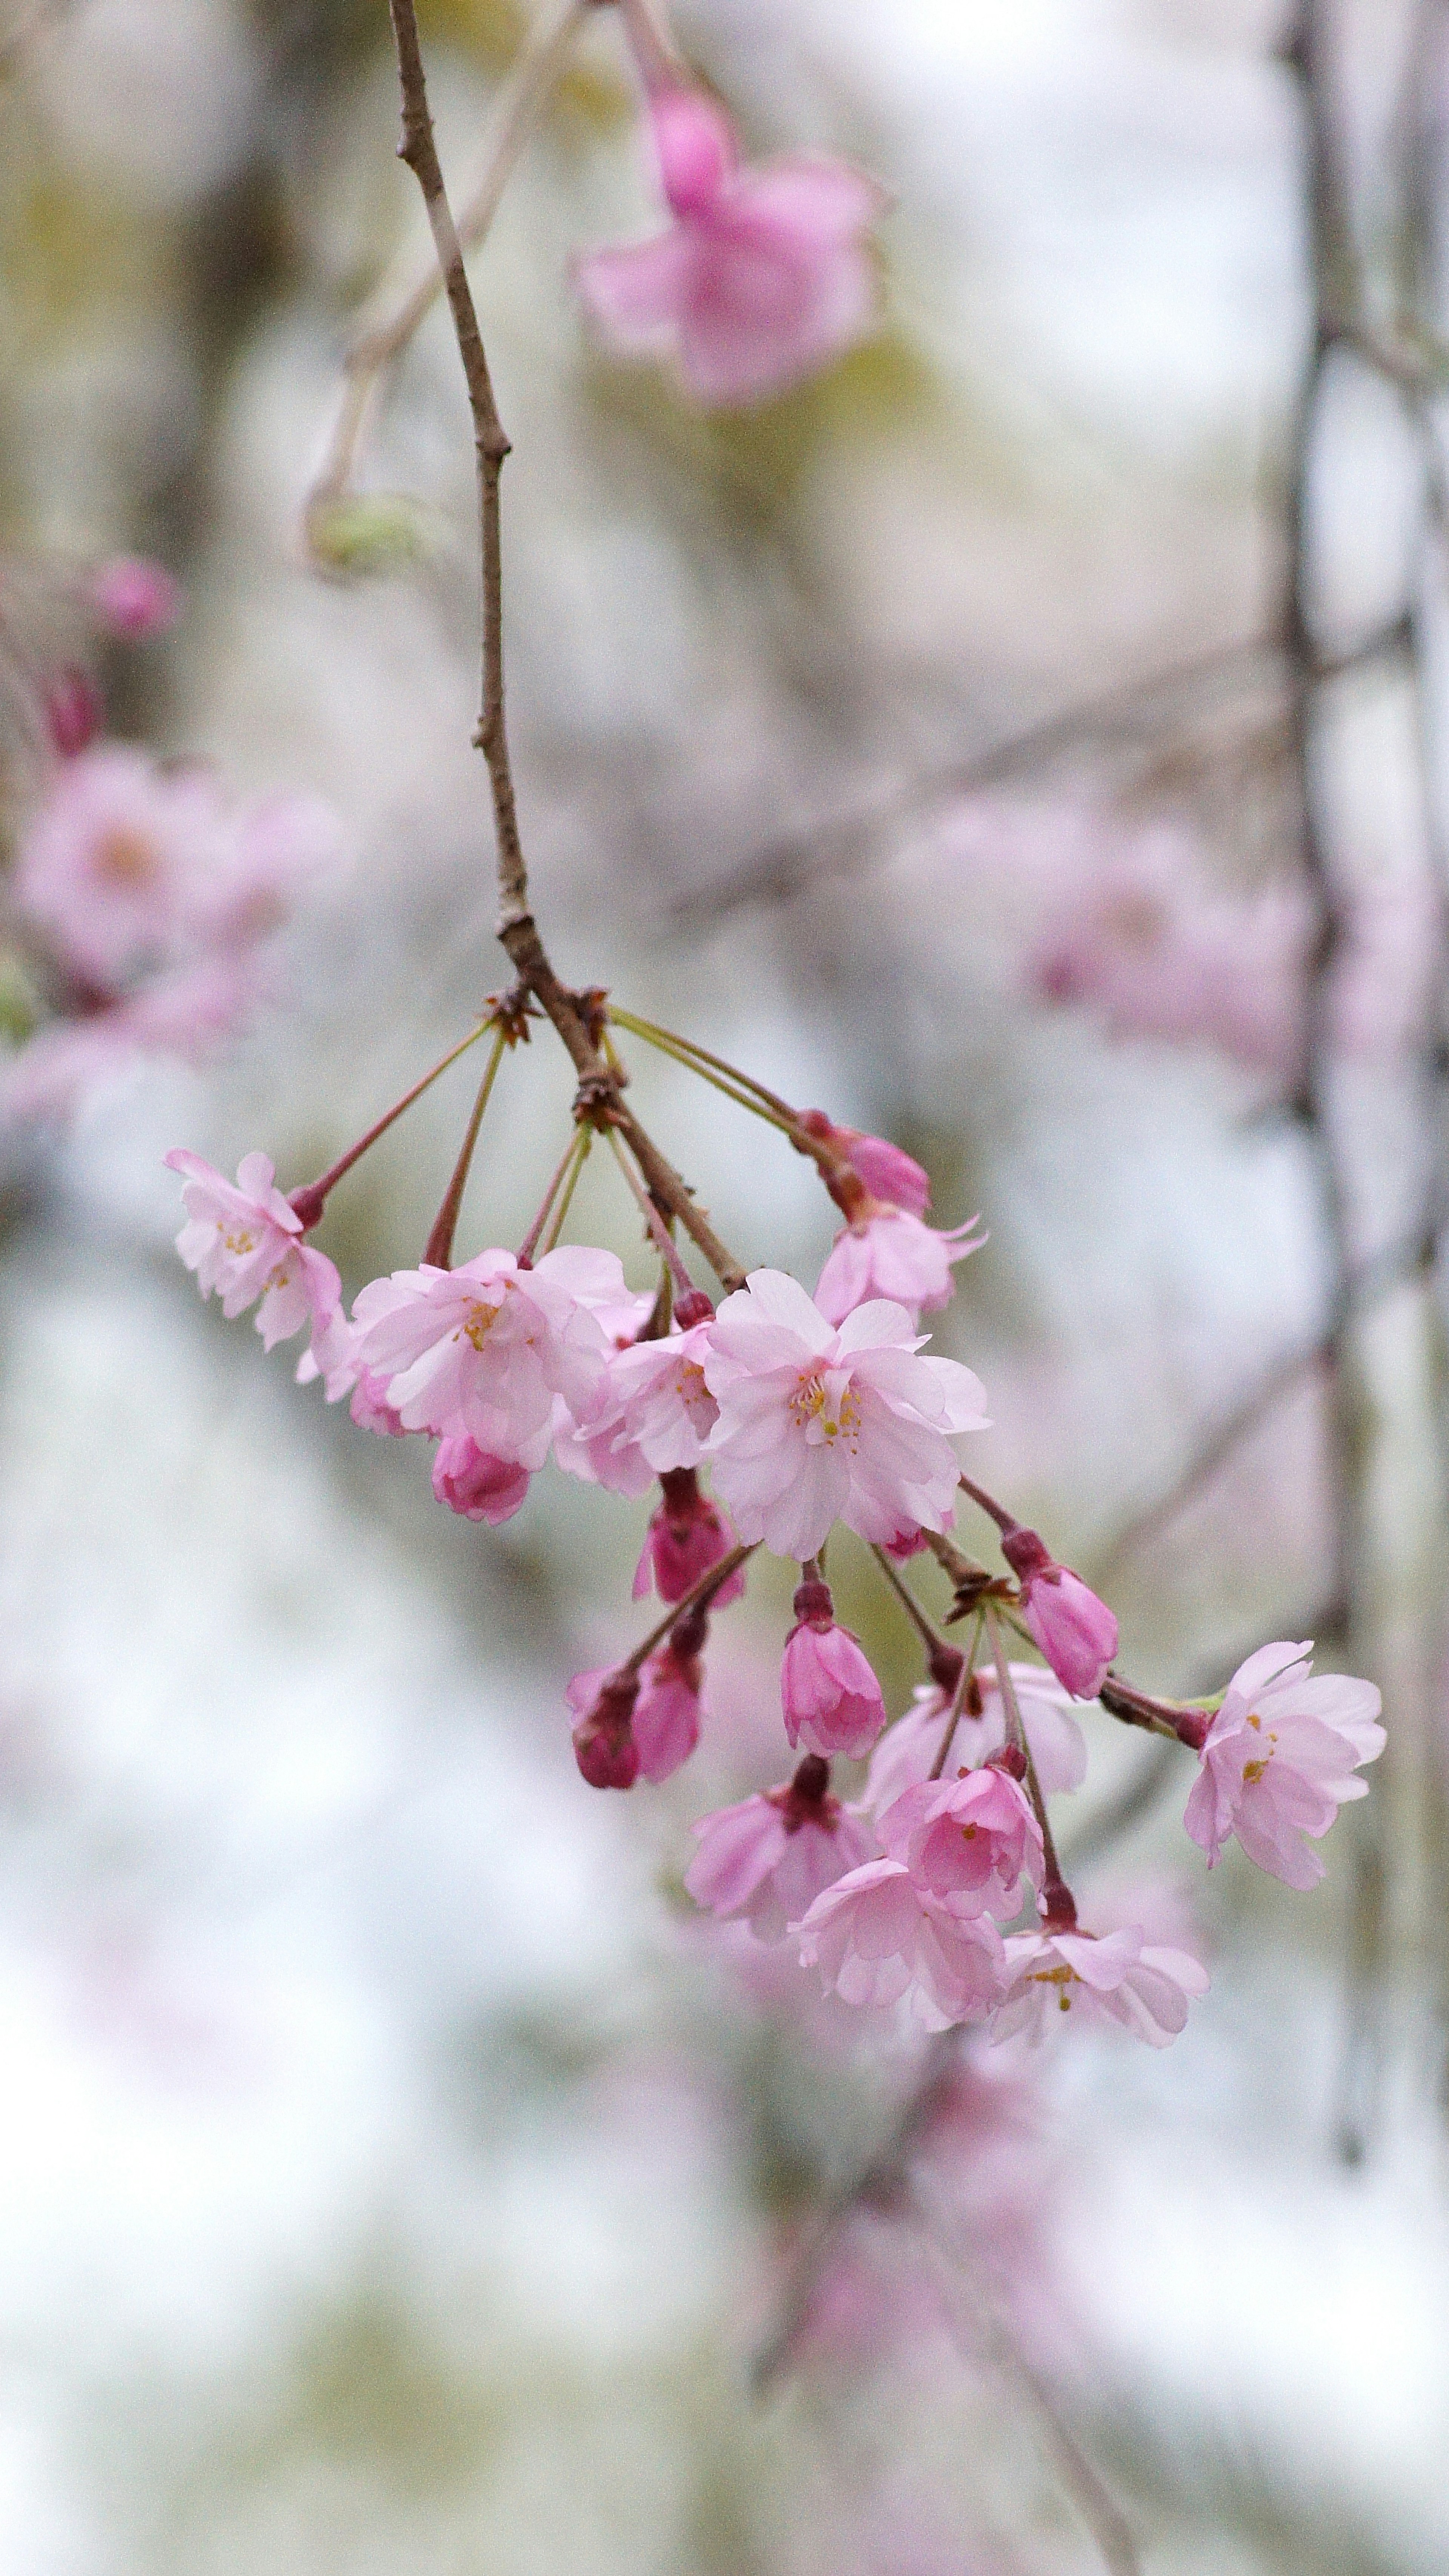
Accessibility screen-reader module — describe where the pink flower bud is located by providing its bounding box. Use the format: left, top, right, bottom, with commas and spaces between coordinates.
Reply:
567, 1670, 640, 1791
649, 86, 736, 217
633, 1635, 703, 1781
431, 1436, 531, 1525
90, 556, 180, 640
781, 1579, 886, 1759
45, 666, 101, 758
797, 1110, 933, 1219
632, 1467, 744, 1605
1000, 1526, 1117, 1701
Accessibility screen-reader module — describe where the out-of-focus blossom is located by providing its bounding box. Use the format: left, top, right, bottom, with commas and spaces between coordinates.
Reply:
166, 1149, 340, 1355
686, 1755, 875, 1941
44, 666, 101, 759
866, 1667, 1088, 1812
632, 1636, 704, 1781
877, 1765, 1042, 1919
796, 1110, 932, 1219
703, 1269, 988, 1560
431, 1436, 531, 1525
796, 1857, 1004, 2026
575, 85, 884, 408
992, 1925, 1209, 2047
1183, 1639, 1384, 1888
633, 1469, 745, 1605
814, 1207, 984, 1327
350, 1245, 623, 1468
1000, 1526, 1117, 1700
89, 556, 180, 640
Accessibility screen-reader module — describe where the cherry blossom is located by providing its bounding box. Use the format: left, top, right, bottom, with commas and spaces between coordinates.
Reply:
795, 1858, 1005, 2027
781, 1579, 886, 1759
814, 1207, 984, 1327
575, 85, 884, 408
702, 1269, 988, 1561
1000, 1527, 1118, 1700
559, 1315, 719, 1496
796, 1111, 932, 1219
992, 1926, 1209, 2048
349, 1244, 623, 1469
1182, 1639, 1385, 1889
566, 1668, 641, 1791
89, 556, 180, 640
631, 1637, 704, 1781
633, 1469, 744, 1606
865, 1667, 1088, 1812
685, 1756, 875, 1941
166, 1149, 340, 1355
431, 1437, 531, 1526
877, 1765, 1043, 1920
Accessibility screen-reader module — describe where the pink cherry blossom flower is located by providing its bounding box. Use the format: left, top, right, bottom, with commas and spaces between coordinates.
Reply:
431, 1436, 531, 1526
702, 1269, 988, 1561
1000, 1526, 1118, 1700
877, 1766, 1043, 1920
1182, 1639, 1385, 1889
0, 957, 256, 1123
992, 1925, 1209, 2048
349, 1368, 406, 1436
795, 1858, 1005, 2028
350, 1244, 623, 1470
555, 1314, 718, 1497
632, 1637, 703, 1782
866, 1666, 1088, 1813
781, 1578, 886, 1759
633, 1468, 745, 1606
89, 556, 180, 640
685, 1755, 875, 1941
566, 1669, 640, 1791
814, 1206, 985, 1327
796, 1111, 932, 1219
166, 1148, 340, 1355
576, 85, 884, 409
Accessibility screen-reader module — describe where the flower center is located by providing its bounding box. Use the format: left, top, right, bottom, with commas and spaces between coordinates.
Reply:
1031, 1959, 1079, 2013
1241, 1712, 1277, 1786
93, 826, 160, 887
460, 1299, 502, 1352
789, 1367, 862, 1448
221, 1225, 259, 1256
673, 1358, 714, 1423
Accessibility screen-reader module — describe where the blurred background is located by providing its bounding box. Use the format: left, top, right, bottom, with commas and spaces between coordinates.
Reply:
1, 0, 1447, 2566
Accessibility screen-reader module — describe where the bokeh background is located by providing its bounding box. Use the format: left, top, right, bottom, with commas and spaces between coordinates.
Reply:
1, 0, 1447, 2567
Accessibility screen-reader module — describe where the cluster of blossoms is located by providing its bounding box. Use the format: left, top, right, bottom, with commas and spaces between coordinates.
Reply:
165, 1009, 1385, 2055
0, 554, 338, 1123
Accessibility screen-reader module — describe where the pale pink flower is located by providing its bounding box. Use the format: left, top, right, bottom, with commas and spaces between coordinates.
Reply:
633, 1469, 745, 1606
576, 86, 884, 408
566, 1668, 640, 1791
686, 1755, 875, 1941
0, 961, 255, 1123
1000, 1527, 1117, 1700
556, 1315, 718, 1497
350, 1244, 623, 1470
877, 1766, 1043, 1920
1183, 1639, 1384, 1890
702, 1269, 988, 1561
166, 1148, 340, 1354
992, 1926, 1209, 2048
796, 1111, 932, 1219
865, 1666, 1088, 1813
431, 1437, 531, 1526
815, 1206, 984, 1326
781, 1584, 886, 1759
15, 746, 337, 988
349, 1368, 406, 1436
90, 557, 180, 640
795, 1858, 1005, 2028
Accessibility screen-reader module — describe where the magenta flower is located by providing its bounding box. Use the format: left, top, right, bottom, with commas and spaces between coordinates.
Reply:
431, 1437, 531, 1526
166, 1148, 340, 1356
566, 1669, 641, 1792
686, 1755, 875, 1941
814, 1207, 985, 1327
797, 1112, 932, 1220
1183, 1639, 1384, 1890
89, 556, 180, 640
795, 1859, 1005, 2028
1000, 1526, 1118, 1701
781, 1579, 886, 1759
575, 85, 884, 409
350, 1244, 625, 1470
866, 1668, 1088, 1813
701, 1268, 988, 1561
632, 1469, 744, 1606
877, 1766, 1043, 1921
632, 1639, 703, 1782
992, 1926, 1209, 2048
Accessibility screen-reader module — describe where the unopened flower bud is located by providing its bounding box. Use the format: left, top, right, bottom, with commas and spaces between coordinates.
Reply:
568, 1671, 640, 1791
781, 1579, 886, 1759
1000, 1525, 1117, 1700
45, 666, 100, 758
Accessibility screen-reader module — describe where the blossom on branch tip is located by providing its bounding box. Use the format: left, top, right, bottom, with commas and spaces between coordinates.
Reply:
877, 1766, 1043, 1921
685, 1756, 874, 1941
796, 1112, 932, 1219
575, 86, 885, 408
814, 1206, 985, 1327
992, 1926, 1209, 2048
702, 1268, 988, 1562
431, 1437, 531, 1526
795, 1858, 1005, 2028
1000, 1526, 1117, 1700
633, 1469, 744, 1606
166, 1148, 340, 1355
1182, 1639, 1384, 1889
781, 1578, 886, 1759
